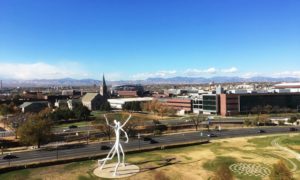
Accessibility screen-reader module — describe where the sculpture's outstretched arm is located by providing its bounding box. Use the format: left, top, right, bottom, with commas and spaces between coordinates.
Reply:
120, 128, 129, 143
104, 114, 114, 128
120, 114, 131, 128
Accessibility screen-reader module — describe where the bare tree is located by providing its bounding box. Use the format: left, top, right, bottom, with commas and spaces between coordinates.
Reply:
264, 105, 272, 114
191, 113, 205, 131
93, 117, 113, 140
123, 119, 141, 137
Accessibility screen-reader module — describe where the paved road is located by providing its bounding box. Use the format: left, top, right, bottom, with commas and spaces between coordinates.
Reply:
0, 126, 298, 168
53, 118, 244, 134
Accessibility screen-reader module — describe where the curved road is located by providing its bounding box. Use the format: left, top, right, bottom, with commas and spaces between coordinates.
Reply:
0, 126, 299, 168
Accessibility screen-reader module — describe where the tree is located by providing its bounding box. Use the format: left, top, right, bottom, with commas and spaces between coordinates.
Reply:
288, 116, 297, 124
264, 105, 273, 114
270, 160, 293, 180
73, 104, 90, 120
212, 164, 233, 180
93, 117, 113, 140
18, 114, 53, 148
251, 105, 263, 115
12, 95, 22, 106
152, 120, 167, 136
143, 100, 162, 114
123, 119, 141, 137
191, 113, 205, 131
272, 106, 281, 114
244, 119, 252, 126
158, 106, 169, 117
100, 101, 111, 112
251, 105, 266, 126
8, 113, 28, 139
47, 108, 75, 122
0, 104, 14, 116
122, 102, 141, 112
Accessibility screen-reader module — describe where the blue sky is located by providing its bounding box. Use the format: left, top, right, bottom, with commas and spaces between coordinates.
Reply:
0, 0, 299, 80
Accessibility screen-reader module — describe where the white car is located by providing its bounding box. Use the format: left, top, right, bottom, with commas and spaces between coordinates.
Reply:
63, 129, 70, 132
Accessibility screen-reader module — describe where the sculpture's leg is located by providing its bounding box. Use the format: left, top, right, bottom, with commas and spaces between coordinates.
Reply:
98, 143, 117, 169
113, 147, 121, 176
100, 148, 117, 170
119, 144, 126, 167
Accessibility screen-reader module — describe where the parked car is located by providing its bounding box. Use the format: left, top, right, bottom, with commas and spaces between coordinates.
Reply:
69, 125, 78, 129
2, 154, 18, 160
290, 127, 298, 131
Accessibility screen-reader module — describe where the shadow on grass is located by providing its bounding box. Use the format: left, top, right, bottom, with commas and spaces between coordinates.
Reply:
136, 157, 201, 173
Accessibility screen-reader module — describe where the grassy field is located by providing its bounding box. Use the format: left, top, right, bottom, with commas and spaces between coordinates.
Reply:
54, 121, 92, 128
54, 111, 175, 129
1, 134, 300, 180
91, 111, 178, 121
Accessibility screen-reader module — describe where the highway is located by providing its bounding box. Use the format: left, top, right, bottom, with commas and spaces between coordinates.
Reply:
53, 119, 244, 134
0, 126, 298, 168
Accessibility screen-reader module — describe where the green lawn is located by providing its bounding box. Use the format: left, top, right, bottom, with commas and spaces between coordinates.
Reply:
54, 121, 92, 128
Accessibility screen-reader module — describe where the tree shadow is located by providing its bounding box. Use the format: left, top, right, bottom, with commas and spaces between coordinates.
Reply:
137, 157, 201, 173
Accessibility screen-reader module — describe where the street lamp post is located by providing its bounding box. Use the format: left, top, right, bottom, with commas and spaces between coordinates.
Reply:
56, 142, 58, 160
13, 121, 19, 139
87, 130, 90, 145
137, 133, 141, 151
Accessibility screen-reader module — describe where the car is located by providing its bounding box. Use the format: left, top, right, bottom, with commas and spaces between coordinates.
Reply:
101, 145, 111, 150
150, 139, 158, 144
69, 125, 78, 129
143, 136, 152, 141
290, 127, 298, 131
207, 133, 217, 137
2, 154, 18, 160
63, 129, 71, 132
258, 129, 266, 133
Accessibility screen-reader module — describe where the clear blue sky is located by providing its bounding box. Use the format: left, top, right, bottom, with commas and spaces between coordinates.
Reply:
0, 0, 299, 80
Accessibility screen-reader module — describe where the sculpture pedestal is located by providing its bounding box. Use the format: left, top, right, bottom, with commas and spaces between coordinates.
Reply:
93, 163, 140, 179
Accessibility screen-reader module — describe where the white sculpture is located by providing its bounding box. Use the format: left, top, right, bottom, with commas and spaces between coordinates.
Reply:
98, 114, 131, 176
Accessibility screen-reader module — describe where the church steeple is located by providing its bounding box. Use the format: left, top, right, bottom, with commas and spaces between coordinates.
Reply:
100, 74, 108, 98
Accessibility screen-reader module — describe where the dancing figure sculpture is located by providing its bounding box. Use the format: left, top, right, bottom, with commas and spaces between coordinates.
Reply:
98, 114, 131, 176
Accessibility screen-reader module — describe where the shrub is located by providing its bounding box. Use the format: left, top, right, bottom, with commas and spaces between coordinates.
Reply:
212, 164, 233, 180
270, 160, 293, 180
154, 171, 170, 180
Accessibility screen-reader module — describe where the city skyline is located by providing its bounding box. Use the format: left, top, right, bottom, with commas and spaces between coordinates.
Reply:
0, 0, 300, 80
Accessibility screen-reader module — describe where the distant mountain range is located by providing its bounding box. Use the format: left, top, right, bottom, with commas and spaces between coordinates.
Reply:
144, 76, 300, 84
1, 76, 300, 87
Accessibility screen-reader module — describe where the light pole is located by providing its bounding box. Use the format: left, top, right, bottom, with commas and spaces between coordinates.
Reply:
137, 133, 141, 151
12, 121, 19, 139
87, 131, 90, 145
200, 131, 203, 142
56, 141, 58, 160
